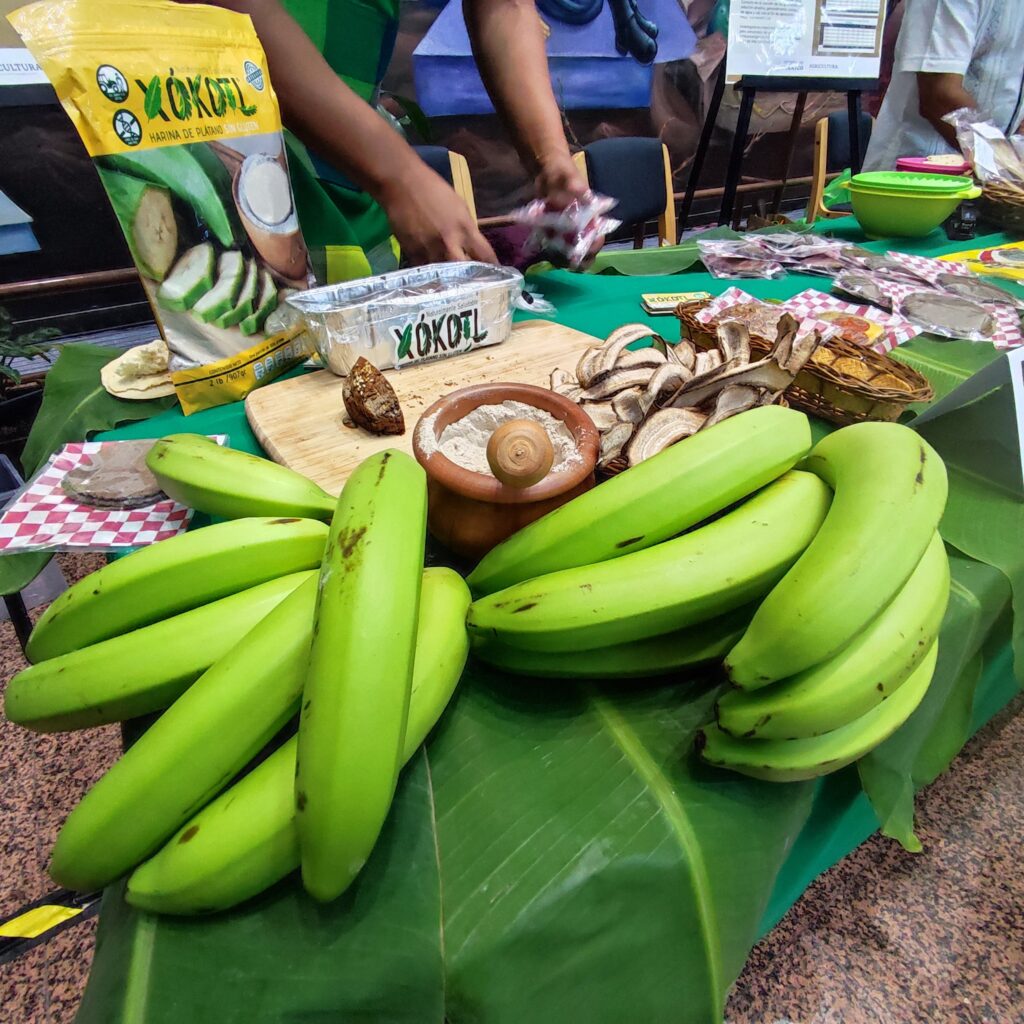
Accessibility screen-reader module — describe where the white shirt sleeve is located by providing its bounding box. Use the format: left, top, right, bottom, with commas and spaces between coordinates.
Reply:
894, 0, 980, 75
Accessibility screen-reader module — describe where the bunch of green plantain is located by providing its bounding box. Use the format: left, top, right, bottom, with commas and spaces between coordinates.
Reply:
467, 413, 950, 784
5, 408, 950, 919
6, 445, 471, 916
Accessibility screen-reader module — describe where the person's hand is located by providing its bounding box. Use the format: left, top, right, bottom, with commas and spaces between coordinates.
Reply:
379, 159, 497, 265
534, 151, 588, 210
535, 151, 605, 268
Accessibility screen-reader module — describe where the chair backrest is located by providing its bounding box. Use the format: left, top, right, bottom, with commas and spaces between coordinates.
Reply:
581, 137, 668, 228
413, 145, 455, 186
825, 110, 873, 172
412, 145, 477, 220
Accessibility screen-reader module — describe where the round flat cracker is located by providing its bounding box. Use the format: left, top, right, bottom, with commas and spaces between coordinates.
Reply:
936, 273, 1021, 308
901, 291, 995, 338
62, 439, 166, 509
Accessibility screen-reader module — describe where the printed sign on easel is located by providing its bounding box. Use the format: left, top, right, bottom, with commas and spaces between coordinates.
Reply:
725, 0, 887, 83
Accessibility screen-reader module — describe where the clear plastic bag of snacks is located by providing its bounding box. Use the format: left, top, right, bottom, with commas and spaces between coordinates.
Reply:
697, 239, 784, 279
511, 193, 620, 270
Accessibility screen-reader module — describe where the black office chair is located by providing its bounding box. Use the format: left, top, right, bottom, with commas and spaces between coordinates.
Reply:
573, 137, 677, 247
412, 145, 478, 220
807, 110, 874, 223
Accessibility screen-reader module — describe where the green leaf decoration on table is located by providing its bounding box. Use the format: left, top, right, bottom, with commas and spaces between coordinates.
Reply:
857, 552, 1010, 851
20, 344, 176, 478
0, 550, 52, 597
78, 672, 815, 1023
911, 378, 1024, 680
891, 338, 1001, 407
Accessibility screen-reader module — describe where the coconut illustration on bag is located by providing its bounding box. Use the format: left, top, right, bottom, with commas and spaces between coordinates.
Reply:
233, 154, 310, 286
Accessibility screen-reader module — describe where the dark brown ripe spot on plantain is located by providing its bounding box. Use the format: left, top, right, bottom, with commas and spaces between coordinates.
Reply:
579, 583, 592, 593
178, 826, 200, 844
303, 699, 311, 711
512, 602, 537, 613
915, 445, 926, 487
296, 791, 308, 811
341, 526, 366, 559
617, 536, 644, 548
377, 451, 392, 483
876, 682, 885, 691
271, 518, 301, 525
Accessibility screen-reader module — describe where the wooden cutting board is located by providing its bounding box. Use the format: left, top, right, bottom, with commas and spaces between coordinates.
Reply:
245, 319, 600, 494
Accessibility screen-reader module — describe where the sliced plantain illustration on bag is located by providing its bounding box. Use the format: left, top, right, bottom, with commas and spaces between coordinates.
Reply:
10, 0, 316, 414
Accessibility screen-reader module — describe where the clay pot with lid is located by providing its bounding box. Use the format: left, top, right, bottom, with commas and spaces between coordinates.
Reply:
412, 382, 599, 561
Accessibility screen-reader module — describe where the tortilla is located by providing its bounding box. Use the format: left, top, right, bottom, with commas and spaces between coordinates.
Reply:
935, 272, 1022, 308
900, 290, 996, 339
101, 339, 175, 400
833, 271, 891, 310
62, 439, 166, 508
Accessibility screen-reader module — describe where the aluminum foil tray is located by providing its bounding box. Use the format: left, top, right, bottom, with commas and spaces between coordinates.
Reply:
287, 262, 523, 375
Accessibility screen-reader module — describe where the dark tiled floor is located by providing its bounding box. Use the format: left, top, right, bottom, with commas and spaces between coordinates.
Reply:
1, 555, 1021, 1023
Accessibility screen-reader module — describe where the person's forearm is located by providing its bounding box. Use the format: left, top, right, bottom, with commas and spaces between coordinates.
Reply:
917, 72, 976, 149
184, 0, 418, 204
464, 0, 571, 175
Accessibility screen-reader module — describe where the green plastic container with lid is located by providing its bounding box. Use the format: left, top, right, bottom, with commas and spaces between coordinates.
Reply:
850, 171, 974, 194
841, 180, 982, 238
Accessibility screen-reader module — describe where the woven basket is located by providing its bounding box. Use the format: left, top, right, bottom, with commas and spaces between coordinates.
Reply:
675, 301, 934, 426
980, 180, 1024, 233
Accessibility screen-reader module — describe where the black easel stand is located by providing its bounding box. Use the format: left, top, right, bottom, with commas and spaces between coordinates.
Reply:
680, 73, 879, 232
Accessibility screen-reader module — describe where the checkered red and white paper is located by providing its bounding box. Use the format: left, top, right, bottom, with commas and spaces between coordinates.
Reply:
780, 289, 919, 354
0, 437, 222, 553
692, 286, 759, 324
885, 251, 972, 286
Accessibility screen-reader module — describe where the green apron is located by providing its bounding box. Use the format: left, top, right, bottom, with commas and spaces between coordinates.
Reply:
280, 0, 401, 283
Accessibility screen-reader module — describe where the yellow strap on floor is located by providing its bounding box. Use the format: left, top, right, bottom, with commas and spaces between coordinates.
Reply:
0, 904, 82, 939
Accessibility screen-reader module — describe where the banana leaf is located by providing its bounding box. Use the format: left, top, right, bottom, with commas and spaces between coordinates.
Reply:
21, 344, 175, 478
891, 338, 1001, 407
78, 673, 815, 1023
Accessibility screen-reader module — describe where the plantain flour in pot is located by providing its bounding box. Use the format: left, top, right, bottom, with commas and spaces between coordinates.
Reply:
10, 0, 315, 414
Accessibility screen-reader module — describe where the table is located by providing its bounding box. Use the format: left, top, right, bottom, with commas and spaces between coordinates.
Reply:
76, 221, 1023, 1023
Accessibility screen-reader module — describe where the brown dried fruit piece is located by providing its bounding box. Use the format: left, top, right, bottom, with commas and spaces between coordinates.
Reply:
342, 357, 405, 435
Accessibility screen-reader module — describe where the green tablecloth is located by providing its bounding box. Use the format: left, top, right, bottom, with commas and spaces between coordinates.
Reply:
80, 220, 1022, 1021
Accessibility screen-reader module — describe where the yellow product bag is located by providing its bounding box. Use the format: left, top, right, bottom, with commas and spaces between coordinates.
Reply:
10, 0, 314, 414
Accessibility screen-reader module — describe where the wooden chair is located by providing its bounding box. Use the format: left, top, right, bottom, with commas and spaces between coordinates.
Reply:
807, 110, 874, 225
573, 138, 677, 247
412, 145, 478, 222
